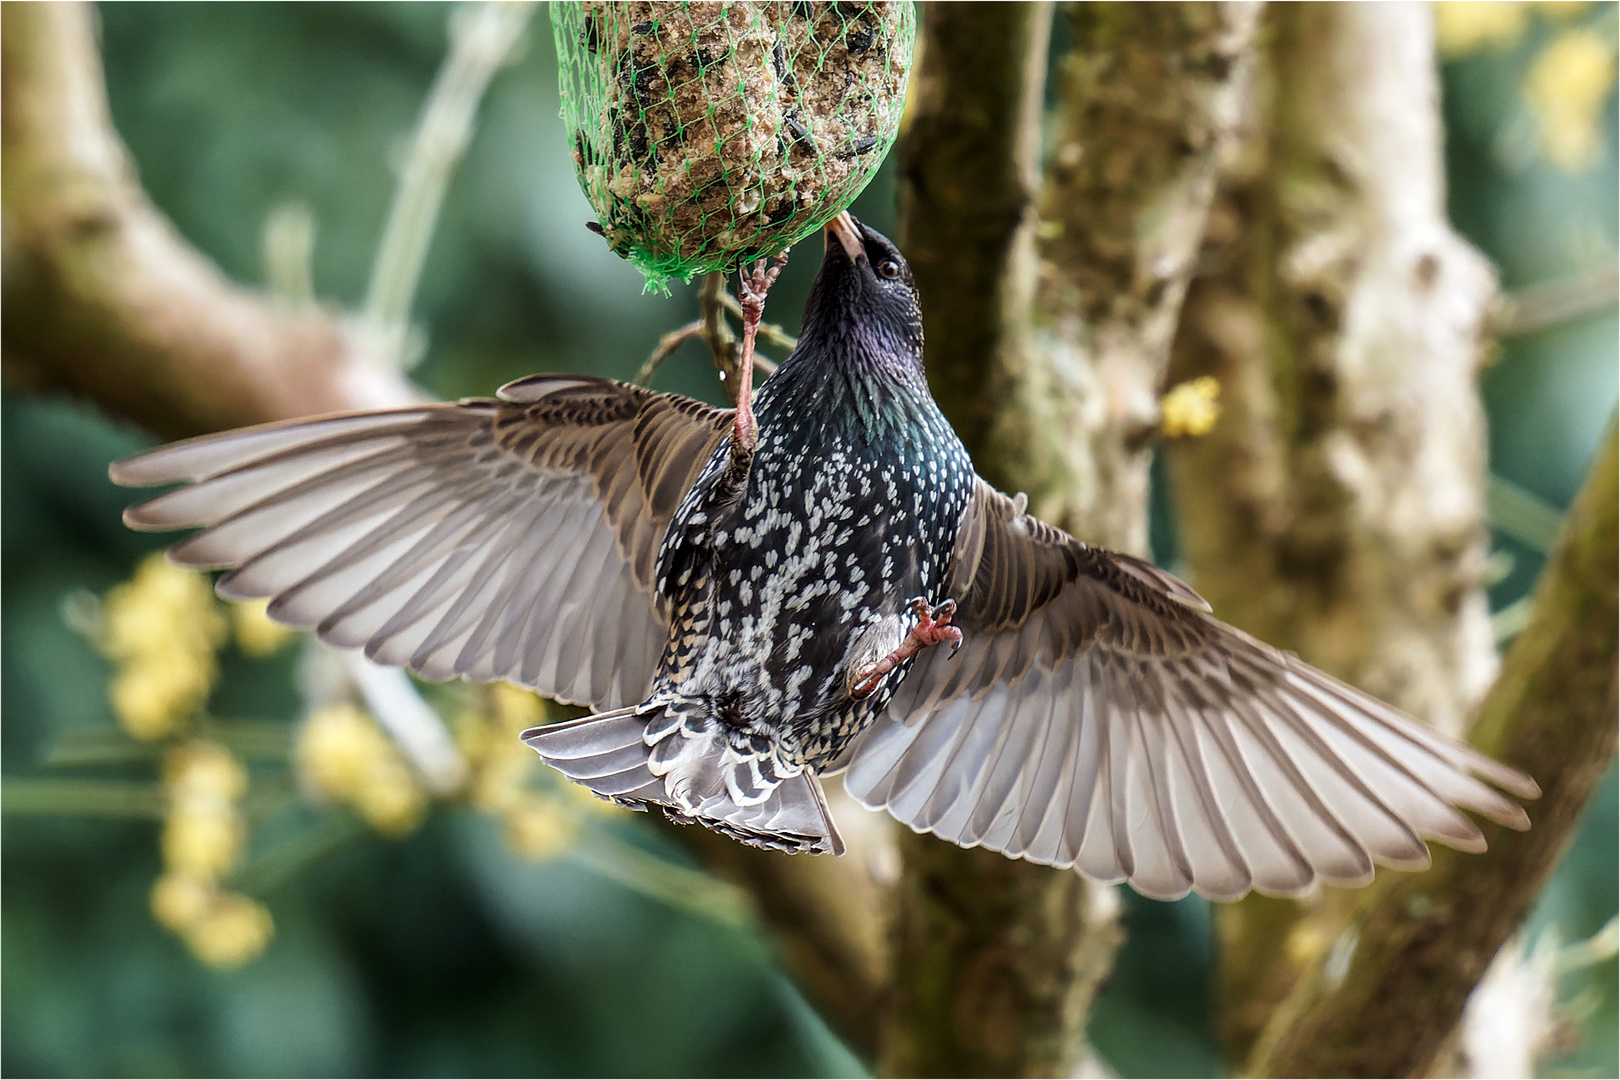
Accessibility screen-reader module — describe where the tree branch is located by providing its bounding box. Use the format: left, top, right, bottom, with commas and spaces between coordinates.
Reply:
896, 1, 1052, 492
1490, 263, 1620, 339
1246, 421, 1618, 1079
0, 1, 417, 439
1032, 0, 1263, 549
885, 7, 1108, 1076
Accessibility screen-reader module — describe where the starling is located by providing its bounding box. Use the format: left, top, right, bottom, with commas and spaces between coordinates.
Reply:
112, 213, 1538, 901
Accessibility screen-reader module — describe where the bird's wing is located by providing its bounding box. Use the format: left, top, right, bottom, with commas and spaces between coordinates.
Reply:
838, 477, 1540, 901
112, 375, 732, 711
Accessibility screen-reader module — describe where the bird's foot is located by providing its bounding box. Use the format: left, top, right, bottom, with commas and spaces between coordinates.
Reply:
732, 251, 789, 450
850, 597, 962, 699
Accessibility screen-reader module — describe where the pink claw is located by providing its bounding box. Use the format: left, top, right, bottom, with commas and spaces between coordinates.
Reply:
851, 597, 963, 699
732, 252, 789, 451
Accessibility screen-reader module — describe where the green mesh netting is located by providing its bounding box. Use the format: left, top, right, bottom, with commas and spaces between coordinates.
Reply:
554, 1, 916, 287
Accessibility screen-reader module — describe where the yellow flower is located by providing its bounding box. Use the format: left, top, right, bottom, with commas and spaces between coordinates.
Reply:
1433, 2, 1530, 57
163, 806, 244, 878
231, 599, 297, 657
182, 892, 275, 970
110, 655, 214, 741
100, 555, 226, 739
165, 740, 249, 803
504, 798, 577, 861
1159, 376, 1223, 439
100, 554, 226, 661
297, 704, 428, 837
350, 758, 429, 837
150, 872, 216, 932
161, 741, 249, 878
1525, 28, 1617, 170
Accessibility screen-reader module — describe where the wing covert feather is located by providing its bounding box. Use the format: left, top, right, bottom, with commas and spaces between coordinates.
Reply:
842, 476, 1539, 901
112, 376, 732, 711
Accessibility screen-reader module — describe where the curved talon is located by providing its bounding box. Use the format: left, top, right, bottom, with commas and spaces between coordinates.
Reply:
849, 596, 964, 699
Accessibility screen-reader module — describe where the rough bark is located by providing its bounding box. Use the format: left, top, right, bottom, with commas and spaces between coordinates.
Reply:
887, 9, 1082, 1073
0, 1, 417, 439
1159, 5, 1503, 1062
1247, 423, 1618, 1078
1033, 1, 1263, 549
887, 4, 1260, 1075
896, 1, 1053, 500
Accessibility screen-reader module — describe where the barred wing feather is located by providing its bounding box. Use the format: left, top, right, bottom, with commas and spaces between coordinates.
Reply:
840, 479, 1539, 901
111, 376, 731, 712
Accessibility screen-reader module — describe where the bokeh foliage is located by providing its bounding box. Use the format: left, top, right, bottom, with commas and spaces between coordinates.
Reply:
2, 3, 1615, 1077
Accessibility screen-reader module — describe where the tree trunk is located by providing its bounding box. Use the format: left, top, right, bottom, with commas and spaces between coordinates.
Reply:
887, 3, 1260, 1074
1159, 4, 1503, 1064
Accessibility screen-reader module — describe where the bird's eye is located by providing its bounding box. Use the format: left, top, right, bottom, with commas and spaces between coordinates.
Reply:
876, 259, 901, 280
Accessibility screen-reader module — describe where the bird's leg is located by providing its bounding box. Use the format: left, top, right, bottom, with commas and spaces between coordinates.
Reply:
732, 252, 788, 450
850, 598, 963, 699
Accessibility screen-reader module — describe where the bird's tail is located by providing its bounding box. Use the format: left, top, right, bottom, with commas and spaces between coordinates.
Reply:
521, 708, 845, 856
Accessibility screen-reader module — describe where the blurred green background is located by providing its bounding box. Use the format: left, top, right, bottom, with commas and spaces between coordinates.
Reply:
3, 3, 1615, 1076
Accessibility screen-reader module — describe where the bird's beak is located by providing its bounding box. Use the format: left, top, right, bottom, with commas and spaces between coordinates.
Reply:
825, 212, 866, 262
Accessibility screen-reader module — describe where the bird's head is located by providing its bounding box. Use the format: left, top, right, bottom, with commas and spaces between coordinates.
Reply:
797, 212, 925, 371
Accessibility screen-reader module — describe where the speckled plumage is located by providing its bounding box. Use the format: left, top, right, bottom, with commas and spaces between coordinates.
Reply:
112, 215, 1539, 899
651, 284, 973, 781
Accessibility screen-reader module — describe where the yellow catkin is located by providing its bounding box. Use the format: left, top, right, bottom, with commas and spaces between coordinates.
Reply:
1433, 2, 1530, 57
99, 554, 226, 740
152, 742, 272, 968
1525, 28, 1617, 170
231, 599, 297, 657
110, 658, 213, 741
1159, 376, 1223, 439
150, 872, 217, 932
297, 703, 428, 837
165, 740, 249, 803
161, 741, 249, 877
162, 810, 244, 878
182, 892, 275, 970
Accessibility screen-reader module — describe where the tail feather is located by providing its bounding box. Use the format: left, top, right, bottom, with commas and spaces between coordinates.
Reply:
522, 709, 844, 856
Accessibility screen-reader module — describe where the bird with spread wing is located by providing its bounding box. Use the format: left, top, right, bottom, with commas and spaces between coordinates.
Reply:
112, 212, 1537, 902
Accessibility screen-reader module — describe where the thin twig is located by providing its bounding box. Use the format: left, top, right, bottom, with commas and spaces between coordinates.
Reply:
567, 823, 755, 928
1247, 422, 1619, 1078
698, 272, 742, 400
362, 1, 534, 369
0, 2, 419, 439
1490, 263, 1619, 339
638, 273, 783, 396
633, 319, 704, 386
1, 778, 166, 817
